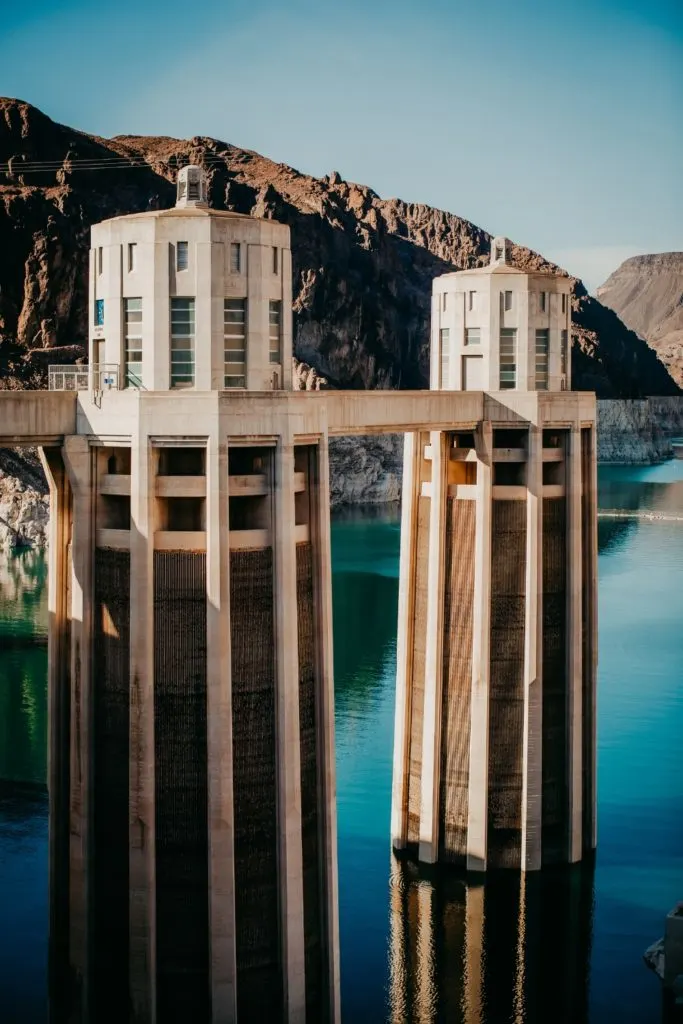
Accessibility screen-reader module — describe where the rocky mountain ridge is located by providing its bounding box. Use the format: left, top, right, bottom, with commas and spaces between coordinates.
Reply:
597, 253, 683, 387
0, 96, 679, 398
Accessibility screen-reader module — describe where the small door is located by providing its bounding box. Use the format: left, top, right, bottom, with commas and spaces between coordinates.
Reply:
93, 339, 105, 368
462, 354, 484, 390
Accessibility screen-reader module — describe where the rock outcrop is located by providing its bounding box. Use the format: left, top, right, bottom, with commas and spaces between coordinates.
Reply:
0, 449, 49, 549
597, 253, 683, 387
0, 97, 679, 398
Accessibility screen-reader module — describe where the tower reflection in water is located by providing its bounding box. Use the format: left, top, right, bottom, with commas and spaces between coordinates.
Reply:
388, 857, 594, 1024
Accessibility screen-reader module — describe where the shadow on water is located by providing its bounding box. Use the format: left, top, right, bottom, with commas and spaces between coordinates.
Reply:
388, 857, 595, 1024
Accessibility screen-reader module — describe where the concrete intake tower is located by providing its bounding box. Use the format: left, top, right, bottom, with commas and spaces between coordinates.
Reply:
391, 237, 597, 871
0, 173, 597, 1023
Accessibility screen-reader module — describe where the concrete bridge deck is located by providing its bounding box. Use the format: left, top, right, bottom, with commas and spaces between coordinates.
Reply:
0, 388, 595, 447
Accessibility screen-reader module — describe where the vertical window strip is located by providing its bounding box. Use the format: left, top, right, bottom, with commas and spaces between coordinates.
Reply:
269, 301, 282, 363
504, 290, 513, 311
176, 241, 189, 272
170, 298, 195, 388
224, 298, 247, 388
94, 298, 104, 327
499, 328, 517, 389
123, 298, 143, 388
230, 242, 241, 274
272, 247, 278, 274
128, 243, 136, 273
440, 328, 450, 388
465, 327, 480, 347
561, 330, 568, 377
535, 329, 549, 390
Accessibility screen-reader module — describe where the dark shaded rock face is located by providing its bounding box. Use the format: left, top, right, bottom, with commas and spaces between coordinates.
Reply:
0, 97, 679, 397
597, 253, 683, 387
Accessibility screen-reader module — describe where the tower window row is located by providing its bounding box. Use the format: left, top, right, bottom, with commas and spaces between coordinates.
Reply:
92, 297, 283, 389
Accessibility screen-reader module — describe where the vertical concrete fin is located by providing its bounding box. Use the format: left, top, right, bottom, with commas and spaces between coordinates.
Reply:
521, 425, 542, 871
273, 432, 306, 1022
311, 433, 342, 1024
206, 436, 237, 1022
466, 421, 492, 872
61, 435, 95, 1016
391, 432, 420, 849
418, 430, 448, 863
567, 426, 583, 861
128, 433, 156, 1023
40, 446, 72, 1017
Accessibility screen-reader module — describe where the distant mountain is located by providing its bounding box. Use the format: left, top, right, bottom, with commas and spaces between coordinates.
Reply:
597, 253, 683, 387
0, 97, 679, 397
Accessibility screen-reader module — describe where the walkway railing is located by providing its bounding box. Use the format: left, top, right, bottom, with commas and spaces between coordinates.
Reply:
48, 364, 121, 392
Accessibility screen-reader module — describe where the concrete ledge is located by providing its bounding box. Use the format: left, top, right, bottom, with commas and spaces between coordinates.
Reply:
492, 447, 527, 462
448, 484, 477, 500
542, 484, 565, 498
229, 472, 305, 496
154, 530, 206, 551
450, 448, 477, 462
229, 528, 270, 550
96, 528, 131, 550
492, 485, 527, 500
155, 476, 206, 497
542, 448, 565, 462
100, 474, 131, 495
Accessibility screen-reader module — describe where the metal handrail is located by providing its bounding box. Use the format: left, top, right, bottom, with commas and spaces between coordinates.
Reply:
48, 364, 121, 391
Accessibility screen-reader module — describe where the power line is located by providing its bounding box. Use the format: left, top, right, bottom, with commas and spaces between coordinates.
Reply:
0, 151, 238, 175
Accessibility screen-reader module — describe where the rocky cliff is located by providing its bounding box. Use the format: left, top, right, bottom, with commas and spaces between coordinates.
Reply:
597, 253, 683, 387
0, 97, 679, 398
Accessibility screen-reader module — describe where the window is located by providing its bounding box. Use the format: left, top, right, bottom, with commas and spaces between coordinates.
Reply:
468, 290, 476, 311
124, 298, 143, 387
535, 329, 549, 390
170, 298, 195, 387
176, 241, 189, 271
465, 327, 481, 346
561, 293, 567, 314
442, 293, 447, 312
495, 243, 504, 261
269, 300, 282, 363
224, 299, 247, 388
440, 328, 450, 387
94, 298, 104, 327
127, 243, 137, 273
188, 177, 200, 202
272, 247, 279, 274
97, 247, 103, 274
561, 329, 568, 376
504, 290, 513, 311
499, 328, 517, 389
230, 242, 241, 274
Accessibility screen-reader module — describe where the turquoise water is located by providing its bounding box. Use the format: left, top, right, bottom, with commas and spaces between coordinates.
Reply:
1, 464, 682, 1021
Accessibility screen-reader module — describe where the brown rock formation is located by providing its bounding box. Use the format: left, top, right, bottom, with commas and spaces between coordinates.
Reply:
0, 97, 679, 397
597, 253, 683, 387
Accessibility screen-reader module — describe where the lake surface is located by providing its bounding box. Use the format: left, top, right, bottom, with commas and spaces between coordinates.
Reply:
1, 463, 682, 1022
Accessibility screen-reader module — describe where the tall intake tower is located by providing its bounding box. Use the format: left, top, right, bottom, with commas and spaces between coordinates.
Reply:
390, 238, 598, 871
46, 167, 339, 1024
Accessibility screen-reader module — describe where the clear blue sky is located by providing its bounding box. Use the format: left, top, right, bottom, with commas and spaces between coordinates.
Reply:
2, 0, 681, 291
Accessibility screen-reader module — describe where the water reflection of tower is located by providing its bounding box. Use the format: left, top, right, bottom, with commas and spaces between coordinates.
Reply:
388, 857, 594, 1024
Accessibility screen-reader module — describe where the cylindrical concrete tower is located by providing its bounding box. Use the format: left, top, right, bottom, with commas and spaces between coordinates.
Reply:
391, 239, 597, 872
45, 168, 340, 1024
89, 165, 293, 392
